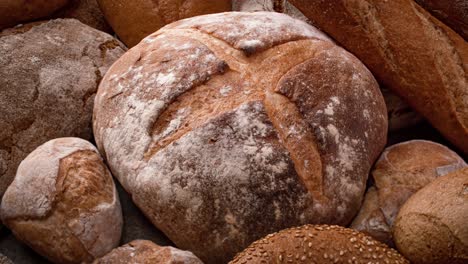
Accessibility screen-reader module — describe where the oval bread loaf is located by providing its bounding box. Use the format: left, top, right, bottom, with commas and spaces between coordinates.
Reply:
93, 240, 203, 264
0, 19, 126, 199
351, 140, 466, 246
0, 138, 123, 264
94, 12, 388, 263
289, 0, 468, 153
393, 167, 468, 264
230, 225, 409, 264
97, 0, 232, 47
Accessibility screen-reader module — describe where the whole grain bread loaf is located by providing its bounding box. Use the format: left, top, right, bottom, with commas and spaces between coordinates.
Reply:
0, 0, 69, 30
93, 240, 202, 264
0, 138, 123, 264
97, 0, 232, 47
393, 167, 468, 264
230, 225, 409, 264
351, 140, 466, 246
0, 19, 125, 198
93, 12, 388, 263
290, 0, 468, 153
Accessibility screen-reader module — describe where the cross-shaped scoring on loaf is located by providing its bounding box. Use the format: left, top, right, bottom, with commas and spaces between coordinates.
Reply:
93, 12, 387, 263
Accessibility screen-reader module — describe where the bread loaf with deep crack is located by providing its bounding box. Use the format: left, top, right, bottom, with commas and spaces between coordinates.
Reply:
93, 12, 388, 263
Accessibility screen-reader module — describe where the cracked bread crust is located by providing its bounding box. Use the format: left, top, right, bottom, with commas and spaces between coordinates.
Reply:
0, 19, 126, 199
93, 240, 203, 264
351, 140, 467, 247
93, 12, 387, 263
289, 0, 468, 153
0, 138, 123, 264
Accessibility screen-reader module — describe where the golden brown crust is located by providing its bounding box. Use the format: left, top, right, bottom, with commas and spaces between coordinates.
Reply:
290, 0, 468, 153
351, 140, 466, 246
97, 0, 232, 47
230, 224, 409, 263
93, 240, 203, 264
415, 0, 468, 40
93, 12, 387, 263
393, 167, 468, 264
0, 0, 69, 30
0, 138, 122, 264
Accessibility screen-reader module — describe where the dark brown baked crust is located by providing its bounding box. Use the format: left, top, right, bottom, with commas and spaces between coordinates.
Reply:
93, 12, 387, 263
97, 0, 232, 47
290, 0, 468, 153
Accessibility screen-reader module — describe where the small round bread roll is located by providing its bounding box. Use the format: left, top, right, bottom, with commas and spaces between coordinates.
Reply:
0, 0, 69, 30
0, 138, 123, 264
0, 19, 125, 198
97, 0, 232, 47
93, 11, 388, 263
351, 140, 466, 246
230, 225, 409, 263
393, 167, 468, 264
93, 240, 203, 264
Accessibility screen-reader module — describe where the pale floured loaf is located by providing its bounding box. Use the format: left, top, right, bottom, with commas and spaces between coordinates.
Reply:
93, 12, 388, 263
0, 138, 123, 264
93, 240, 203, 264
351, 140, 466, 246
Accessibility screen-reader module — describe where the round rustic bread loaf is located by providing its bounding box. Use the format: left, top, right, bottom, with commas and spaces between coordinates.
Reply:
414, 0, 468, 40
52, 0, 112, 33
93, 240, 202, 264
230, 224, 409, 263
0, 138, 123, 264
0, 0, 69, 30
97, 0, 232, 47
93, 12, 388, 263
290, 0, 468, 153
351, 140, 466, 246
0, 19, 125, 199
393, 167, 468, 264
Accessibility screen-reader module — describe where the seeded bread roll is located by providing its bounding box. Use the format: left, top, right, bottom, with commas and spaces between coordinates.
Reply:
415, 0, 468, 40
0, 0, 69, 30
290, 0, 468, 153
0, 138, 123, 264
0, 19, 125, 199
97, 0, 232, 47
93, 240, 203, 264
393, 167, 468, 264
93, 12, 387, 263
351, 140, 466, 246
230, 225, 409, 263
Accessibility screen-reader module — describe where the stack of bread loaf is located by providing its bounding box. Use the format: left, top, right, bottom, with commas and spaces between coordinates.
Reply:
0, 1, 466, 263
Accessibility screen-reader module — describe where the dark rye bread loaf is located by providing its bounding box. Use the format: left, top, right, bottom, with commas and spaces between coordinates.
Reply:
290, 0, 468, 153
93, 12, 388, 263
0, 19, 125, 198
